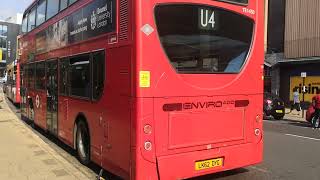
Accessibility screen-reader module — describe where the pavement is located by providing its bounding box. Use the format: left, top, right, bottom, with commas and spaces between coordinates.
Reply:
0, 88, 94, 180
283, 108, 307, 122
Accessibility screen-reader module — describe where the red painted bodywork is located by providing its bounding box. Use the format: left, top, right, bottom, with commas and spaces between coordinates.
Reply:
20, 0, 264, 179
5, 62, 21, 104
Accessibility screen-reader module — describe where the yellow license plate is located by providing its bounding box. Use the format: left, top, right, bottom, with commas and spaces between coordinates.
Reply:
195, 158, 223, 170
276, 110, 283, 113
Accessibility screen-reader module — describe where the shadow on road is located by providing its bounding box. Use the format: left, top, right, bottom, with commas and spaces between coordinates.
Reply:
187, 168, 249, 180
35, 125, 123, 180
287, 122, 312, 128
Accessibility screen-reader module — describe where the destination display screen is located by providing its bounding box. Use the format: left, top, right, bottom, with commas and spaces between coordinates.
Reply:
36, 0, 116, 54
198, 8, 219, 31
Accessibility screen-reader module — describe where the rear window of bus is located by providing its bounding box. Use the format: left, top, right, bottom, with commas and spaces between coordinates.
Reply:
155, 4, 254, 74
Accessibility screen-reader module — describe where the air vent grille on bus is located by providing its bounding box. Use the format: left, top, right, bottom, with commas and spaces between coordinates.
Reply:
119, 0, 129, 41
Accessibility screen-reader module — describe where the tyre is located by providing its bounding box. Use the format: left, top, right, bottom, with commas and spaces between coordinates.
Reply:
312, 116, 320, 128
76, 120, 90, 165
273, 115, 284, 120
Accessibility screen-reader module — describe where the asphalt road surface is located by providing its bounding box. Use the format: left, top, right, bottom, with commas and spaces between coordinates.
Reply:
6, 98, 320, 180
198, 119, 320, 180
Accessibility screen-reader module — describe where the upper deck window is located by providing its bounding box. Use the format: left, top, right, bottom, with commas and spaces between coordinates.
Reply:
36, 0, 46, 26
22, 17, 27, 33
69, 0, 78, 5
60, 0, 68, 11
28, 8, 36, 32
155, 4, 253, 74
46, 0, 59, 20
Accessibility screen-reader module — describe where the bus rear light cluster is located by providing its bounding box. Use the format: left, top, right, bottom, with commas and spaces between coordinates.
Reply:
254, 128, 261, 136
144, 141, 152, 151
143, 124, 152, 134
256, 114, 262, 123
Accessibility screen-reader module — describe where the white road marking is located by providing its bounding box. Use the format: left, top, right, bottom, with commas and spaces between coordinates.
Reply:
285, 134, 320, 141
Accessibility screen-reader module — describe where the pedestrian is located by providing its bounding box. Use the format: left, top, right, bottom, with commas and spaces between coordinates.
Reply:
290, 88, 301, 114
311, 95, 320, 128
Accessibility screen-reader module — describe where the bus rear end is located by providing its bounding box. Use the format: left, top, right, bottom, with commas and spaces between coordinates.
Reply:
134, 0, 263, 179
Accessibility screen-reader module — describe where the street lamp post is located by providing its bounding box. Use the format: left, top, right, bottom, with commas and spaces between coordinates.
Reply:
301, 72, 307, 118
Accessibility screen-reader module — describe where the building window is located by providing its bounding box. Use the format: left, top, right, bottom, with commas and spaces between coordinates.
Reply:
0, 37, 7, 48
69, 54, 91, 98
2, 25, 7, 36
0, 25, 8, 36
60, 0, 68, 11
59, 58, 69, 95
28, 8, 36, 32
92, 51, 105, 100
35, 61, 46, 90
36, 0, 47, 26
46, 0, 59, 20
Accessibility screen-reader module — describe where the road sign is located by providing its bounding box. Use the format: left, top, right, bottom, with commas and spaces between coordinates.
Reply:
301, 72, 307, 78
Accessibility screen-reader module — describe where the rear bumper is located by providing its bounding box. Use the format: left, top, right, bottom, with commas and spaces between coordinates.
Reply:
156, 141, 263, 180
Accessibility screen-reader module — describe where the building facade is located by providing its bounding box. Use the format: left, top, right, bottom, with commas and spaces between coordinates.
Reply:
267, 0, 320, 107
5, 14, 23, 25
0, 21, 20, 77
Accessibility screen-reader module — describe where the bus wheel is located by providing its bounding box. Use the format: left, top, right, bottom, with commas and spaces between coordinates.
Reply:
76, 120, 90, 165
313, 117, 320, 128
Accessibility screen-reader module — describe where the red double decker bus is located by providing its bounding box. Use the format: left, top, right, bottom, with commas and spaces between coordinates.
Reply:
20, 0, 264, 179
4, 60, 21, 105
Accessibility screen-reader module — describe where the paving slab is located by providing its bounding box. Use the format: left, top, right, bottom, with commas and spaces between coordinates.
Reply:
0, 88, 93, 180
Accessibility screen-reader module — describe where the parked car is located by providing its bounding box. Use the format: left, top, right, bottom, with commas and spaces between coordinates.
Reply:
263, 93, 285, 120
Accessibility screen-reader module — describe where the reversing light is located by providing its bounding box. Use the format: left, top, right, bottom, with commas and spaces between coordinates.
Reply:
266, 100, 272, 104
143, 124, 152, 134
144, 141, 152, 151
254, 128, 261, 136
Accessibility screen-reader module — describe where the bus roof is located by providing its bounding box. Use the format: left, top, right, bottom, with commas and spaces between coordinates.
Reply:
23, 0, 38, 17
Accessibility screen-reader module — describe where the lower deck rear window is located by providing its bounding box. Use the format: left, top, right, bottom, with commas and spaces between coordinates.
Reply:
155, 4, 254, 74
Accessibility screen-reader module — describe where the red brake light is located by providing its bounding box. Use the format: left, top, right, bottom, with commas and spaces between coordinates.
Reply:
266, 100, 272, 104
143, 124, 152, 134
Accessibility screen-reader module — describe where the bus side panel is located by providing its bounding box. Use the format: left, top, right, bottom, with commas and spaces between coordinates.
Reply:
15, 63, 21, 104
33, 91, 47, 130
132, 98, 159, 180
57, 96, 72, 146
99, 46, 132, 179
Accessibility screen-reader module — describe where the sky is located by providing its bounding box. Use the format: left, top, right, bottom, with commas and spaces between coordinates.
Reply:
0, 0, 34, 20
